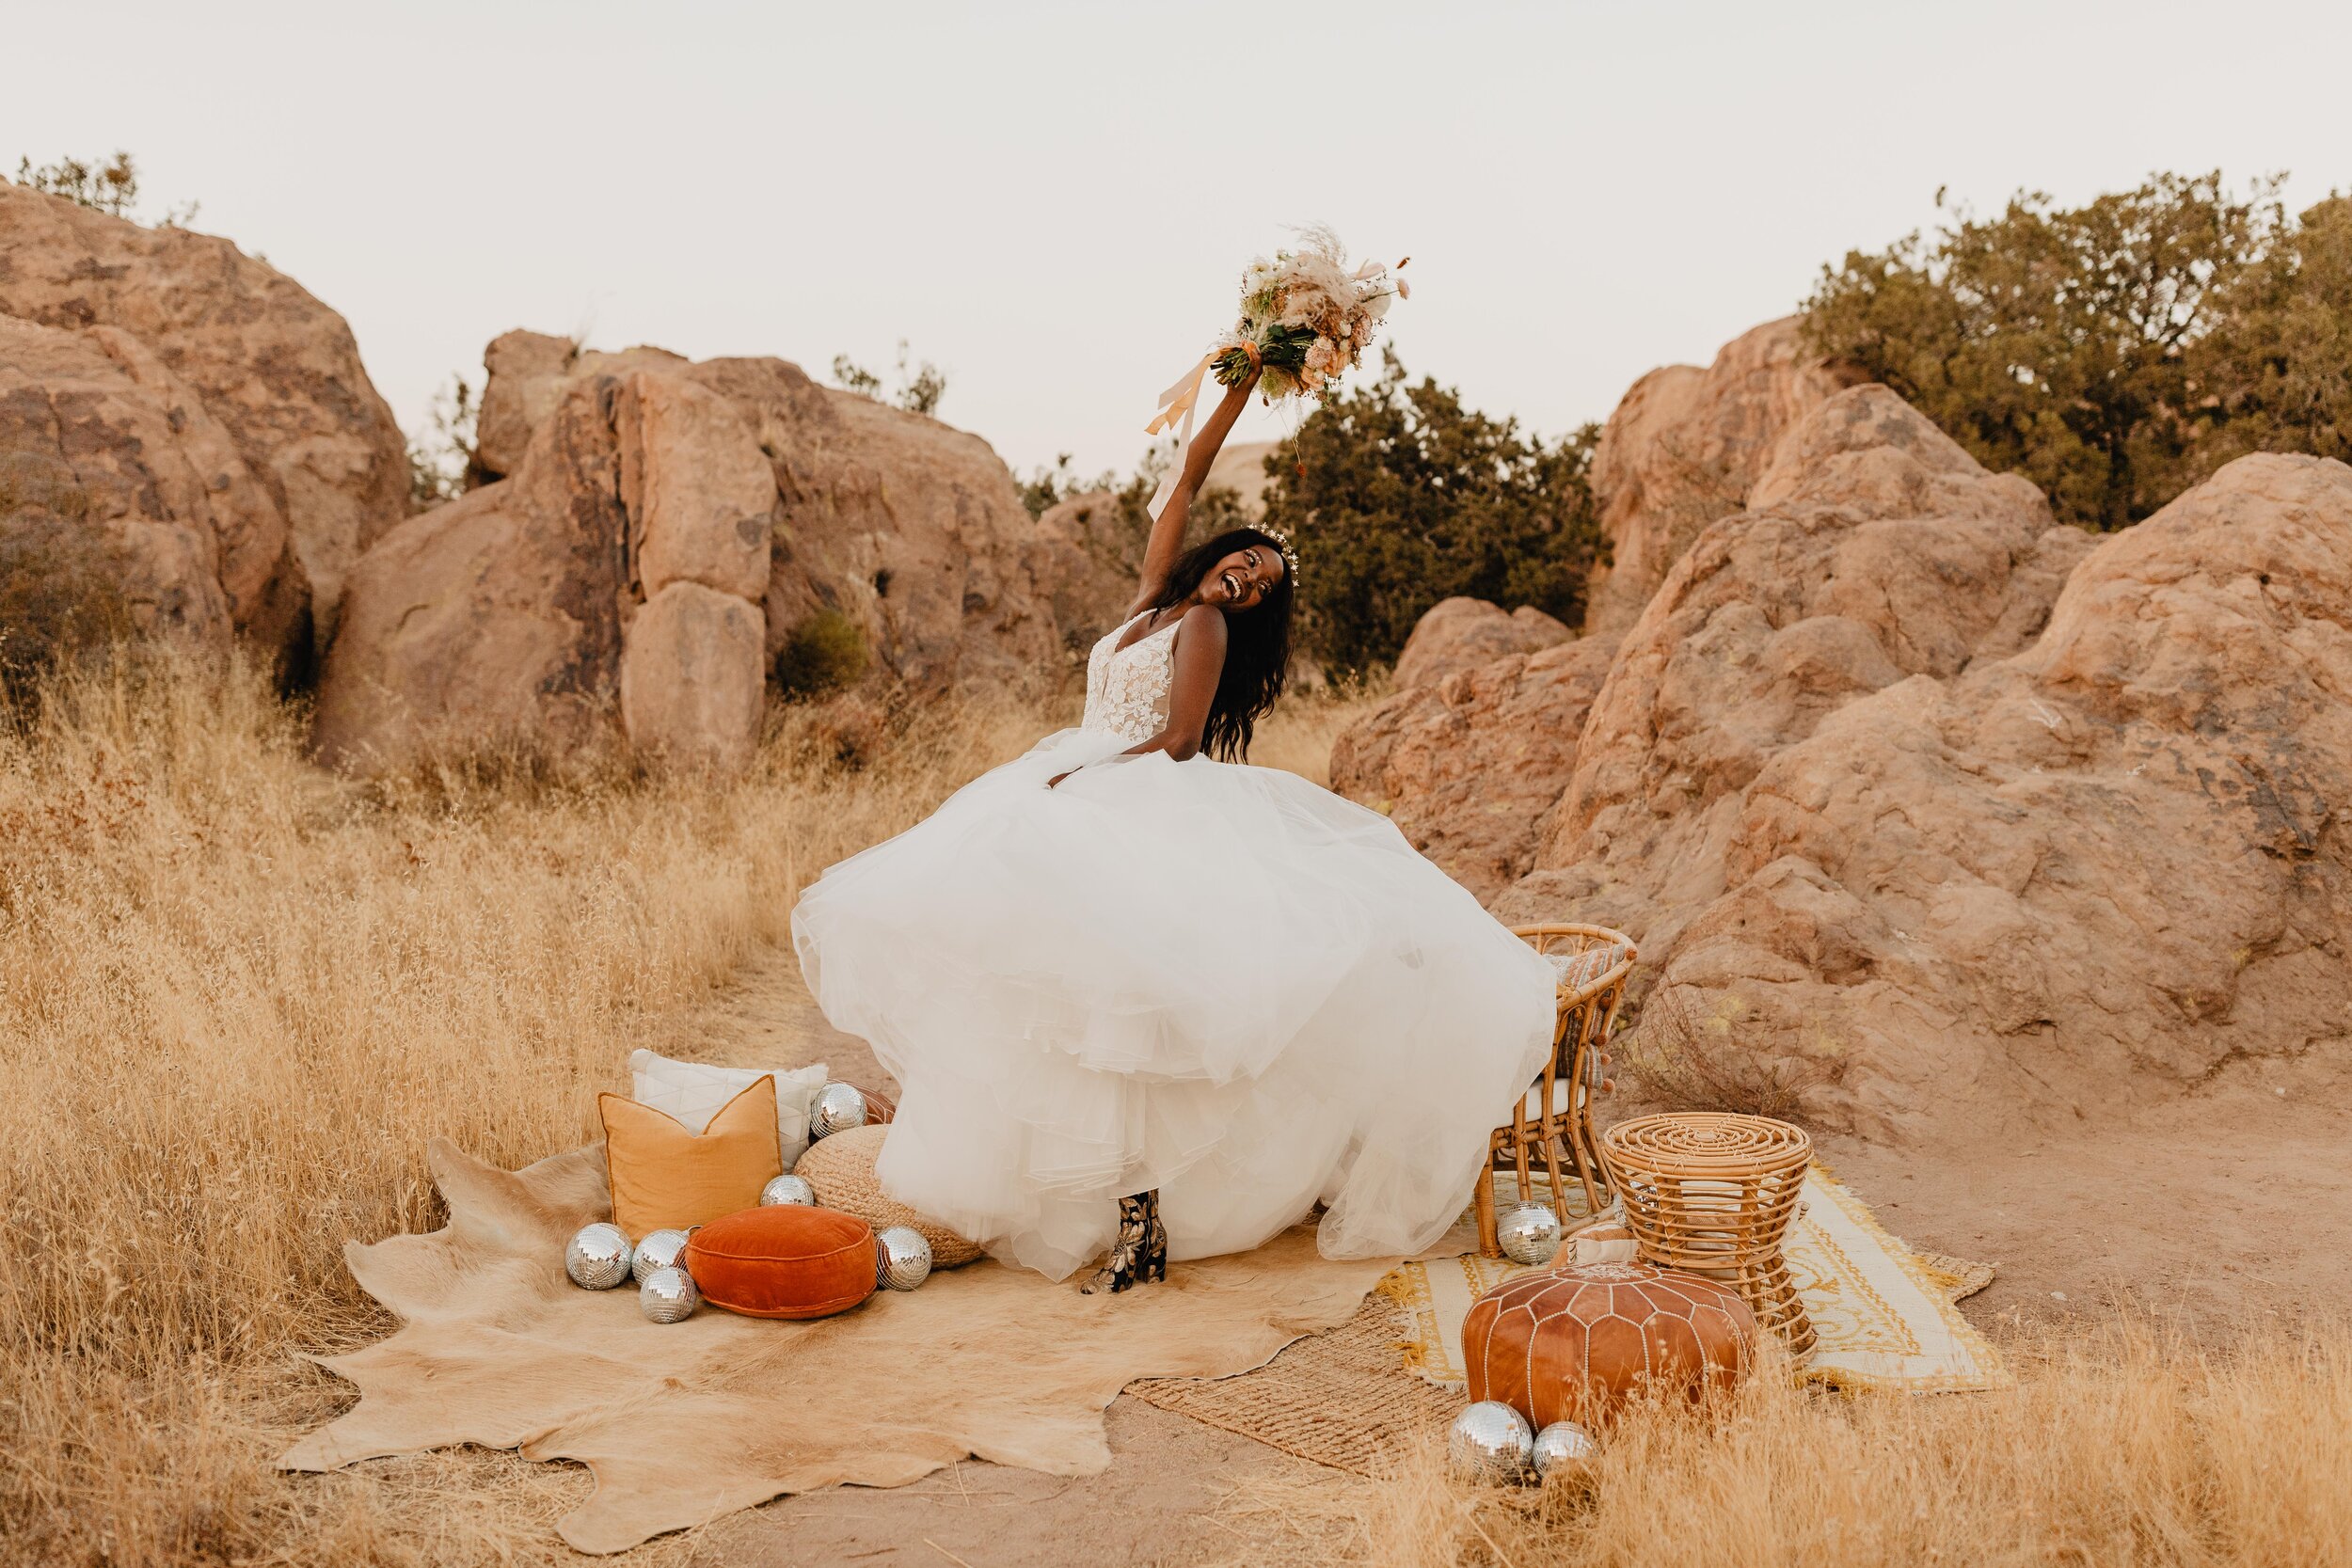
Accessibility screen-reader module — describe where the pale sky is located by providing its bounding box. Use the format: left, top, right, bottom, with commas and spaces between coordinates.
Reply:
8, 2, 2348, 481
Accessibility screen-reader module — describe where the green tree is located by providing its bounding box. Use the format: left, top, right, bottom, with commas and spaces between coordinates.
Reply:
1804, 172, 2300, 530
1261, 350, 1603, 675
2199, 195, 2352, 466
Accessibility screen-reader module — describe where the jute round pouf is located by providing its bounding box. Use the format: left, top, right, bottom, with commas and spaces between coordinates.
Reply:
1599, 1113, 1815, 1357
1462, 1261, 1756, 1428
791, 1124, 982, 1267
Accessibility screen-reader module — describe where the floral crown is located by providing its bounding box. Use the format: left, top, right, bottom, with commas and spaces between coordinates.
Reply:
1259, 525, 1301, 583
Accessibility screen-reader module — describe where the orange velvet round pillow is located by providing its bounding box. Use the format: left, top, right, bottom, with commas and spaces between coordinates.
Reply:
683, 1205, 877, 1321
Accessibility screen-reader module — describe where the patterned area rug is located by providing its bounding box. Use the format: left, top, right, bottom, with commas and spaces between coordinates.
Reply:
1129, 1164, 2003, 1473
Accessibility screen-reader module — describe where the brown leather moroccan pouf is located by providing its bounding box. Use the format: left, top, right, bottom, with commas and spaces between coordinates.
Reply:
1462, 1261, 1756, 1427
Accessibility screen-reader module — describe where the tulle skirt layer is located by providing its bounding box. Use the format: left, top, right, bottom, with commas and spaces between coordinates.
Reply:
791, 727, 1556, 1281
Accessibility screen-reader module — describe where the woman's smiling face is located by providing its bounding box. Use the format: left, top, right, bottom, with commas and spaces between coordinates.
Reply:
1203, 542, 1285, 611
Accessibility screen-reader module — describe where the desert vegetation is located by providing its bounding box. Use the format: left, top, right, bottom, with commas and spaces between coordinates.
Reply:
3, 652, 2342, 1566
1806, 171, 2352, 530
0, 649, 1358, 1564
1218, 1323, 2352, 1568
1262, 351, 1606, 675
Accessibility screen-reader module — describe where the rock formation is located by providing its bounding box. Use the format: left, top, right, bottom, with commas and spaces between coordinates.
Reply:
1331, 632, 1618, 902
314, 376, 640, 767
1466, 387, 2351, 1139
321, 335, 1069, 768
1204, 439, 1278, 517
1030, 488, 1144, 657
1582, 316, 1860, 635
0, 182, 407, 646
0, 315, 307, 657
1390, 597, 1572, 691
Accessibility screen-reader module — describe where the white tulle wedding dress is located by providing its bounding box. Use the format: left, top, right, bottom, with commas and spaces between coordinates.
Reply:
791, 610, 1556, 1281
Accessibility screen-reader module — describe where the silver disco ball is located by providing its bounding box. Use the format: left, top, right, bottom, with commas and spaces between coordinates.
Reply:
1532, 1419, 1599, 1481
630, 1227, 691, 1284
809, 1082, 868, 1142
875, 1225, 932, 1291
1498, 1203, 1565, 1266
638, 1265, 699, 1323
760, 1173, 817, 1206
564, 1222, 634, 1290
1447, 1400, 1534, 1484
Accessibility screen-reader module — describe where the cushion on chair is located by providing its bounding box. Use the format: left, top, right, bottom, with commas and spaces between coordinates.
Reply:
1542, 944, 1629, 994
599, 1075, 784, 1239
629, 1049, 830, 1170
684, 1204, 879, 1320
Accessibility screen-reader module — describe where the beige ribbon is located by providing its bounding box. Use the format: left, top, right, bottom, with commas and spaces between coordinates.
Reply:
1141, 343, 1256, 523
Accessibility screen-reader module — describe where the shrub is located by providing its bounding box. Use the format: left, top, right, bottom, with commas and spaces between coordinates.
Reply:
831, 341, 947, 417
13, 149, 198, 226
1261, 350, 1604, 675
1806, 172, 2352, 530
772, 608, 869, 698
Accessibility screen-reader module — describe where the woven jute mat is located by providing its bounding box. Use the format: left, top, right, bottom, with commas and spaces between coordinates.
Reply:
1128, 1175, 2003, 1473
1127, 1273, 1448, 1476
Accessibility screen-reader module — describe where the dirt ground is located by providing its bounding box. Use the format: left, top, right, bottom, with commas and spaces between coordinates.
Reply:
641, 946, 2352, 1566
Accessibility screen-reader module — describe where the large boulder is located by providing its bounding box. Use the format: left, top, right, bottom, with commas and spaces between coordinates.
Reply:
314, 376, 639, 767
0, 182, 405, 641
466, 337, 1057, 690
0, 315, 308, 658
1203, 439, 1278, 517
320, 337, 1074, 769
1331, 629, 1619, 902
1391, 597, 1572, 690
1582, 317, 1860, 635
1492, 391, 2352, 1140
1030, 488, 1143, 657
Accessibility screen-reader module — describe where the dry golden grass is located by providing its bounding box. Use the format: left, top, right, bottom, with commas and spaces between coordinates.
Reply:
5, 653, 2346, 1568
1217, 1323, 2352, 1568
0, 653, 1082, 1565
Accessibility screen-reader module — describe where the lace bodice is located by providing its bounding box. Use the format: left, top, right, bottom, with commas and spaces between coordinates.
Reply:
1081, 612, 1179, 743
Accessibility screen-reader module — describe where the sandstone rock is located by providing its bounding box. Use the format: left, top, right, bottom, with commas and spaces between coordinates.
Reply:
0, 314, 307, 657
1204, 439, 1278, 517
0, 182, 405, 637
1488, 394, 2352, 1141
1532, 387, 2091, 894
1030, 488, 1142, 656
472, 330, 686, 483
620, 581, 766, 768
1583, 317, 1860, 635
476, 343, 1057, 689
1331, 630, 1619, 901
613, 372, 773, 601
314, 379, 630, 768
1391, 597, 1573, 690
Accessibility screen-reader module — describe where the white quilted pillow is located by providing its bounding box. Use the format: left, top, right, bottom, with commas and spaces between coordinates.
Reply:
628, 1050, 831, 1171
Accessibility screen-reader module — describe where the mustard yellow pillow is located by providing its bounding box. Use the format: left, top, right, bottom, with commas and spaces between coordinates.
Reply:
599, 1073, 783, 1239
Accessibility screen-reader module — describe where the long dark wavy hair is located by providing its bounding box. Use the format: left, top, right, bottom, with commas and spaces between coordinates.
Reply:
1144, 527, 1295, 762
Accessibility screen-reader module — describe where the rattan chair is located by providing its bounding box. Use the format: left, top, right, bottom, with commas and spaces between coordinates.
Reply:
1474, 923, 1636, 1259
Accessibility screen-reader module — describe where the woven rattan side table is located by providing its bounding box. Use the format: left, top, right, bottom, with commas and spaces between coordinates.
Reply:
1597, 1113, 1815, 1358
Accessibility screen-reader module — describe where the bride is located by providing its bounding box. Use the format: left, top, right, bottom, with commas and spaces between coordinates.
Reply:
792, 362, 1555, 1291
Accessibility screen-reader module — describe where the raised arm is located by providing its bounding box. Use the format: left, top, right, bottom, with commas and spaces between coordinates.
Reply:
1130, 367, 1260, 616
